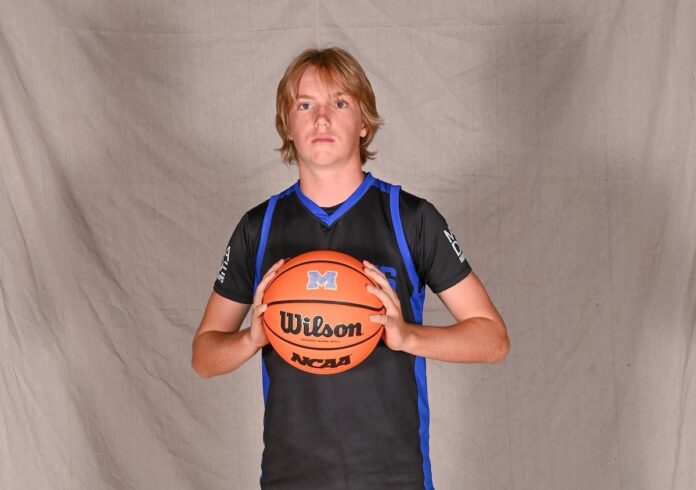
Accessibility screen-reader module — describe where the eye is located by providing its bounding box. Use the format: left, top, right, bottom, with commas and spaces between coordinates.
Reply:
336, 99, 348, 109
297, 102, 311, 110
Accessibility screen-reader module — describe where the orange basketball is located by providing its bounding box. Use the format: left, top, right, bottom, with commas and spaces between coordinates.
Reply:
262, 250, 385, 375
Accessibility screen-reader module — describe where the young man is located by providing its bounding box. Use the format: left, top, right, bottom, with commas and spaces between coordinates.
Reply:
192, 47, 509, 490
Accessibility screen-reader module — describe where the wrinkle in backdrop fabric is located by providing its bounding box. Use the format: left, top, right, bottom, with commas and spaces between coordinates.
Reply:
1, 1, 694, 489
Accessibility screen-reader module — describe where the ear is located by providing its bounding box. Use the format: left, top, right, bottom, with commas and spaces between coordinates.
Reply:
360, 127, 367, 138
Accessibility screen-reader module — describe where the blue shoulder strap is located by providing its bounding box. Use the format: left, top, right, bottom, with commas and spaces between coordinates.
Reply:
388, 184, 425, 323
254, 194, 279, 291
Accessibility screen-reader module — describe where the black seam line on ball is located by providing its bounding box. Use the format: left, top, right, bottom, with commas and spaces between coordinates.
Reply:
266, 299, 385, 312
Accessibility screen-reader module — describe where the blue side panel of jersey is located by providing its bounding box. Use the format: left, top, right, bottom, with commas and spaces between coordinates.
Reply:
414, 356, 433, 490
386, 183, 433, 490
255, 185, 295, 404
256, 194, 278, 407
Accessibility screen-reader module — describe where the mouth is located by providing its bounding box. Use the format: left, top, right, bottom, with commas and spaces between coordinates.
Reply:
312, 135, 335, 143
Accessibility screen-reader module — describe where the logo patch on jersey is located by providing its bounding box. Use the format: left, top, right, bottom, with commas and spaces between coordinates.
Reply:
290, 352, 351, 369
306, 270, 338, 290
377, 265, 398, 291
280, 311, 363, 338
444, 228, 466, 263
217, 245, 231, 283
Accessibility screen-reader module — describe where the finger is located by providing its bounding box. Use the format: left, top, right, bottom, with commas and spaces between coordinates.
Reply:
369, 313, 388, 325
250, 305, 269, 338
363, 268, 400, 306
362, 262, 395, 300
253, 303, 268, 319
249, 305, 270, 346
362, 264, 391, 288
254, 258, 287, 300
262, 258, 285, 280
252, 272, 275, 304
362, 260, 385, 277
366, 284, 398, 313
365, 279, 392, 303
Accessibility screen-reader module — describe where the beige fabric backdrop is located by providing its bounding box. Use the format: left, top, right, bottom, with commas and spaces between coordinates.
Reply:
1, 1, 694, 489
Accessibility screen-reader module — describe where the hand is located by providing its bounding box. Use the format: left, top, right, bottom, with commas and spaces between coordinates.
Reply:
248, 258, 285, 349
362, 260, 413, 352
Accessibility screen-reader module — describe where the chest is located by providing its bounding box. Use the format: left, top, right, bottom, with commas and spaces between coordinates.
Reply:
261, 192, 416, 319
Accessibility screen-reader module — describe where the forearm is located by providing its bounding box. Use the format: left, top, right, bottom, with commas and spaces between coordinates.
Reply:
400, 317, 509, 363
192, 328, 260, 378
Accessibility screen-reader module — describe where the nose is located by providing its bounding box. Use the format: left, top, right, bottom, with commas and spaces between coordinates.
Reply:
315, 104, 330, 128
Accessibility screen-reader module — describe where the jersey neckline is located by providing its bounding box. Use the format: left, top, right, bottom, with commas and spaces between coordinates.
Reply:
292, 172, 376, 227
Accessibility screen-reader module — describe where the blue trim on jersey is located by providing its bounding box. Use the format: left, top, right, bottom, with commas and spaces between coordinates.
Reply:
261, 358, 270, 405
388, 185, 424, 323
293, 172, 375, 227
256, 195, 277, 405
415, 356, 433, 490
254, 185, 293, 406
254, 185, 295, 288
388, 184, 432, 490
255, 196, 278, 290
371, 176, 391, 193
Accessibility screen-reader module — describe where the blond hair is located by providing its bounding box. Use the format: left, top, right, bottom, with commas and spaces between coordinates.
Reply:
275, 47, 383, 165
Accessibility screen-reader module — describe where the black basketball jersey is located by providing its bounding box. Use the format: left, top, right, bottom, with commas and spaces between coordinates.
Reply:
214, 172, 471, 490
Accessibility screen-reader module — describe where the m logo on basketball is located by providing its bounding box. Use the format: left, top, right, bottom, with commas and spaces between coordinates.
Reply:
306, 270, 338, 290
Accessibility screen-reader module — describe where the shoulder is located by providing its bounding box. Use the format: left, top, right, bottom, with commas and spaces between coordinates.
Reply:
243, 181, 294, 226
240, 181, 300, 236
225, 197, 273, 250
397, 187, 429, 219
245, 198, 271, 228
369, 175, 428, 217
250, 181, 299, 216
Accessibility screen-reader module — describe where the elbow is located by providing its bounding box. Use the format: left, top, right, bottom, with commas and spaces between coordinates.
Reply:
191, 358, 211, 378
487, 323, 510, 363
491, 333, 510, 363
191, 355, 210, 378
490, 336, 509, 362
192, 358, 217, 379
191, 340, 214, 379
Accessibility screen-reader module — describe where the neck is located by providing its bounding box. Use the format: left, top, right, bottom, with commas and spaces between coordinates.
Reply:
297, 165, 366, 207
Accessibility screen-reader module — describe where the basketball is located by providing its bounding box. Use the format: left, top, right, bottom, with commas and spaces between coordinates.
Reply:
262, 250, 385, 375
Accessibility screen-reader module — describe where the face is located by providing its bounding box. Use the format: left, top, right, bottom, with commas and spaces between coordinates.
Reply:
287, 66, 367, 170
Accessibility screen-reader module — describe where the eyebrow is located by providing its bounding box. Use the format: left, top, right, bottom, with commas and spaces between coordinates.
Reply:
296, 92, 348, 99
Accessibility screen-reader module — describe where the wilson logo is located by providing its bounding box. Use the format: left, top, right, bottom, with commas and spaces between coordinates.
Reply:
291, 353, 351, 369
280, 311, 362, 338
306, 270, 338, 290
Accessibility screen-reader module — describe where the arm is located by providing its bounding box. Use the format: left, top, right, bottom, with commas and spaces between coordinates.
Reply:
364, 262, 509, 363
191, 259, 284, 378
